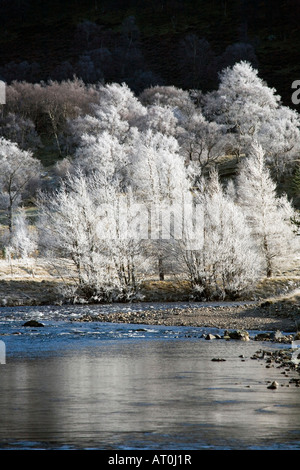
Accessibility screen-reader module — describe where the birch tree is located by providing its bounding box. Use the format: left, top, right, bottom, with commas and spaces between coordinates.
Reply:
7, 207, 37, 260
128, 129, 192, 280
0, 137, 41, 239
38, 171, 144, 302
181, 169, 261, 299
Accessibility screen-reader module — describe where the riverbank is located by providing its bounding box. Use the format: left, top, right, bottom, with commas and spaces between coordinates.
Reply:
0, 279, 298, 332
0, 258, 299, 333
76, 303, 299, 333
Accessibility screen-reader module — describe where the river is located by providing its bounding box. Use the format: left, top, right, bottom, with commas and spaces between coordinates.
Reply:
0, 303, 299, 450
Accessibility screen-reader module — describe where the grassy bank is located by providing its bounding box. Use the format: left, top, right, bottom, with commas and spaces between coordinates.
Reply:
0, 257, 299, 312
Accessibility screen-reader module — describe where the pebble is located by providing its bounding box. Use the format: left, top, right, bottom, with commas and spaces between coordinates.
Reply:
267, 381, 279, 389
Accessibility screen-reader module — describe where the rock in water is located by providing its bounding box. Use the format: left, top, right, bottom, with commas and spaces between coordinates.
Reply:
205, 334, 216, 340
267, 381, 279, 390
228, 330, 250, 341
23, 320, 44, 327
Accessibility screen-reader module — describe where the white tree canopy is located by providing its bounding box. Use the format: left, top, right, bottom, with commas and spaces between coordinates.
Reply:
203, 61, 300, 170
0, 137, 41, 235
236, 143, 298, 277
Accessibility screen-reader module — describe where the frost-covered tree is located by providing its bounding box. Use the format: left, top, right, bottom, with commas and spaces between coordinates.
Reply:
38, 172, 107, 296
7, 207, 37, 260
135, 104, 178, 136
65, 82, 146, 153
180, 169, 261, 299
128, 129, 192, 280
177, 110, 229, 172
98, 82, 146, 127
236, 144, 298, 277
129, 129, 190, 201
258, 105, 300, 175
0, 112, 41, 151
0, 138, 42, 237
38, 172, 144, 302
72, 131, 128, 184
203, 61, 300, 170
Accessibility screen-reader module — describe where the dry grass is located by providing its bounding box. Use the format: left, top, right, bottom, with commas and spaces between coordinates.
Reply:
0, 256, 299, 307
140, 279, 192, 301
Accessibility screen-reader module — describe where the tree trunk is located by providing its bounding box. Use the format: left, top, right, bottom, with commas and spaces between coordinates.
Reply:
263, 235, 272, 277
158, 257, 164, 281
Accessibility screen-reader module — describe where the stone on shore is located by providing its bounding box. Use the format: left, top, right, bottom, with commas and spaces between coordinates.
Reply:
267, 381, 279, 390
254, 330, 293, 343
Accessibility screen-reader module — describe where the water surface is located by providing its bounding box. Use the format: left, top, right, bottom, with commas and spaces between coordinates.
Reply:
0, 303, 299, 450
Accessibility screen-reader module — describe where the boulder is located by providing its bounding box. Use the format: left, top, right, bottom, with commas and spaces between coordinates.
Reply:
23, 320, 44, 327
227, 329, 250, 341
255, 332, 271, 341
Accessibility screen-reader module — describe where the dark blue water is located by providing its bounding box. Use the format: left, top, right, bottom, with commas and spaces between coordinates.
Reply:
0, 303, 299, 450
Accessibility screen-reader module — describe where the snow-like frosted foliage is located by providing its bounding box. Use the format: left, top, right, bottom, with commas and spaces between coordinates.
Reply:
237, 144, 298, 277
73, 131, 128, 184
65, 82, 146, 153
7, 207, 37, 260
98, 82, 147, 125
0, 137, 41, 234
38, 172, 144, 302
181, 169, 261, 299
128, 129, 190, 203
203, 61, 300, 169
3, 72, 296, 301
177, 111, 229, 170
258, 105, 300, 174
135, 105, 178, 136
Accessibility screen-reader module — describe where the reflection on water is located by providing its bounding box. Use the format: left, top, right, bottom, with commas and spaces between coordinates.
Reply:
0, 336, 300, 450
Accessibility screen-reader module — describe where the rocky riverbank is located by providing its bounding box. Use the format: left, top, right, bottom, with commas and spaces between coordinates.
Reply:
0, 268, 299, 334
76, 302, 299, 333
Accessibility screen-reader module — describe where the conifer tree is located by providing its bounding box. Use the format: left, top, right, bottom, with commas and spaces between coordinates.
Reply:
237, 144, 298, 277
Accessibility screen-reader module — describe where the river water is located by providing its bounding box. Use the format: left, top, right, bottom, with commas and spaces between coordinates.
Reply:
0, 302, 299, 450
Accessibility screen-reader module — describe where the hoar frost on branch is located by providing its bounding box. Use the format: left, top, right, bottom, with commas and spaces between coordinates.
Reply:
38, 171, 145, 302
236, 144, 299, 278
202, 61, 300, 172
12, 64, 300, 303
5, 207, 37, 262
0, 137, 41, 240
179, 169, 261, 300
